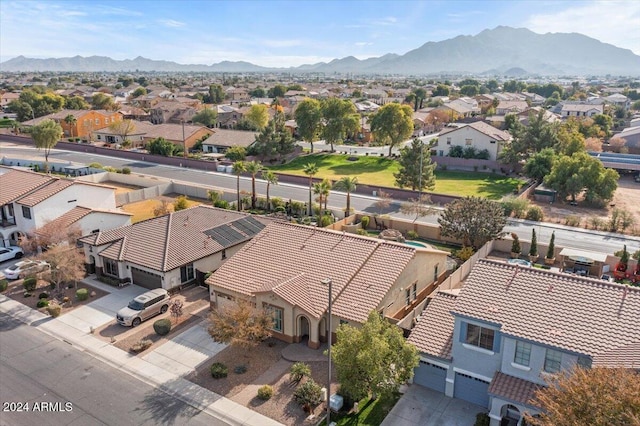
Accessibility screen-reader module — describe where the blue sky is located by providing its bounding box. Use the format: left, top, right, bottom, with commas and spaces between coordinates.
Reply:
1, 1, 639, 67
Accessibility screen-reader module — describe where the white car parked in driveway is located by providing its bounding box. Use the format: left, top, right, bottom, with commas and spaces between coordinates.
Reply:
116, 288, 170, 327
0, 246, 23, 262
3, 260, 50, 280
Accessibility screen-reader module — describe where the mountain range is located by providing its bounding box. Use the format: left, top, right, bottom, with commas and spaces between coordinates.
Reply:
2, 27, 639, 76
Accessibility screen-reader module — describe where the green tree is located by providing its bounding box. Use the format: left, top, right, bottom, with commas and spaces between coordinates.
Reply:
333, 176, 357, 217
268, 84, 287, 98
313, 178, 331, 212
192, 108, 218, 128
438, 196, 507, 249
432, 84, 450, 97
64, 96, 89, 110
524, 148, 556, 181
370, 103, 414, 156
249, 87, 266, 98
500, 109, 559, 164
64, 114, 77, 138
173, 196, 189, 211
91, 93, 116, 110
208, 84, 224, 104
262, 169, 278, 211
413, 88, 427, 111
331, 311, 419, 402
592, 114, 613, 138
556, 121, 586, 156
303, 162, 319, 216
486, 80, 499, 91
321, 98, 359, 152
526, 367, 640, 426
225, 145, 246, 162
394, 138, 436, 191
251, 110, 295, 160
30, 119, 63, 170
244, 161, 263, 210
294, 98, 323, 153
147, 137, 180, 156
232, 161, 246, 211
459, 85, 479, 97
7, 100, 35, 122
132, 87, 147, 98
244, 104, 269, 131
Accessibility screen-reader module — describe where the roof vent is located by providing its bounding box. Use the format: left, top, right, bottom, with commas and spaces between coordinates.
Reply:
547, 284, 554, 293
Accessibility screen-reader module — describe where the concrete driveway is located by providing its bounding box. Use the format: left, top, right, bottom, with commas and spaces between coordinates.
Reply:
382, 385, 485, 426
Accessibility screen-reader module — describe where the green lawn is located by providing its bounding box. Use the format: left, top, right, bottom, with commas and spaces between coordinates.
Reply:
333, 393, 401, 426
268, 154, 523, 199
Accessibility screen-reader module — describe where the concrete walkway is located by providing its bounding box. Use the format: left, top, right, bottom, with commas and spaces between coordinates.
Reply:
0, 287, 282, 426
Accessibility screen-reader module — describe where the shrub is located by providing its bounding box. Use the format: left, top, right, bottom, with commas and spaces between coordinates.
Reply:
474, 412, 490, 426
320, 215, 333, 227
76, 288, 88, 301
0, 279, 7, 292
153, 318, 172, 336
36, 298, 49, 308
546, 232, 556, 259
501, 196, 529, 218
406, 230, 419, 240
46, 303, 61, 318
23, 277, 37, 292
121, 167, 131, 174
38, 292, 49, 299
131, 339, 152, 353
525, 206, 544, 222
210, 362, 228, 379
529, 229, 538, 257
257, 385, 274, 400
511, 233, 521, 254
290, 362, 311, 383
234, 365, 247, 374
565, 215, 581, 227
23, 292, 32, 298
356, 229, 368, 236
293, 379, 323, 408
360, 215, 370, 229
455, 246, 475, 262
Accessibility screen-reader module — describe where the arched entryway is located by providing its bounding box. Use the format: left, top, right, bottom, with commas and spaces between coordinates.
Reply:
9, 231, 25, 246
500, 404, 521, 426
298, 315, 310, 342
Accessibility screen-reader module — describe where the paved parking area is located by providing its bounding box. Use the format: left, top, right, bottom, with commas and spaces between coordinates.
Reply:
381, 385, 485, 426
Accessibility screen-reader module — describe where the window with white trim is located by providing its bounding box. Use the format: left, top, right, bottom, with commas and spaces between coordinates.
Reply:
104, 258, 118, 277
21, 206, 31, 219
514, 340, 531, 366
180, 263, 194, 283
465, 323, 495, 350
544, 348, 562, 373
265, 304, 283, 332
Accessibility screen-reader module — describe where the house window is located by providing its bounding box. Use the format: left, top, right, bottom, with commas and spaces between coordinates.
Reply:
446, 137, 451, 145
405, 283, 417, 304
465, 323, 495, 350
465, 138, 472, 146
21, 206, 31, 219
265, 304, 283, 332
95, 119, 100, 125
105, 118, 109, 124
221, 249, 227, 259
180, 263, 194, 283
577, 356, 592, 369
514, 341, 531, 366
490, 140, 496, 144
544, 348, 563, 373
433, 264, 439, 282
104, 258, 118, 277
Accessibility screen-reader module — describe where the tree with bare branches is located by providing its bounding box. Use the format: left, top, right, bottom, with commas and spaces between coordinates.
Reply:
400, 194, 436, 223
208, 298, 274, 349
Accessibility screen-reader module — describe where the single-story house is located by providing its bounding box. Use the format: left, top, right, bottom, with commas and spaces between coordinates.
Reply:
201, 129, 258, 154
560, 103, 604, 118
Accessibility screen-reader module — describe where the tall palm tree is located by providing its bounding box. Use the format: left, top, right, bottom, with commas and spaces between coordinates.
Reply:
64, 114, 77, 138
244, 161, 263, 210
333, 176, 358, 218
303, 162, 319, 216
319, 179, 332, 212
262, 169, 278, 211
232, 161, 246, 211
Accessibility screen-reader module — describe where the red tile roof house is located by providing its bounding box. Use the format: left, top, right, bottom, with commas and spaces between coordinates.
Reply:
79, 206, 271, 290
407, 259, 640, 426
0, 166, 125, 247
205, 222, 449, 349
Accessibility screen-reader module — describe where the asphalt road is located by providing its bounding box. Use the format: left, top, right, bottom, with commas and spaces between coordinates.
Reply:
1, 142, 638, 254
0, 313, 226, 426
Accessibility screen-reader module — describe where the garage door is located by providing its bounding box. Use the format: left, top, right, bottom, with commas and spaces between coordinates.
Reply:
131, 267, 162, 289
453, 373, 490, 408
414, 361, 447, 393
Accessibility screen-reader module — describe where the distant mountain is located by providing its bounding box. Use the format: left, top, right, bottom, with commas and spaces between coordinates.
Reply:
2, 27, 638, 75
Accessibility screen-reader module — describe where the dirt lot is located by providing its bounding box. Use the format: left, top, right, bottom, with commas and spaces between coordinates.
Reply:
121, 195, 204, 223
101, 181, 143, 195
4, 278, 108, 314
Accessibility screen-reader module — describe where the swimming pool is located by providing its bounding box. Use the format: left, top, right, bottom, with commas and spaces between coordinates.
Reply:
404, 241, 432, 249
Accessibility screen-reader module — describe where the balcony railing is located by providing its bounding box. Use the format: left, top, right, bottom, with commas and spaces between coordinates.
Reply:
0, 218, 16, 228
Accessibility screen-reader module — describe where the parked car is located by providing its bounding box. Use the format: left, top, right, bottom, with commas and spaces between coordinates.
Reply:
3, 260, 50, 280
0, 246, 24, 263
116, 288, 170, 327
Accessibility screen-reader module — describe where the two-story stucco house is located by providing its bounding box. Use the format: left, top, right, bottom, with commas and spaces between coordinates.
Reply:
436, 122, 512, 161
206, 222, 449, 349
408, 259, 640, 426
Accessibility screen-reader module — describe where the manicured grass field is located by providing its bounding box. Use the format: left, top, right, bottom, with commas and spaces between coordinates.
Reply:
333, 393, 401, 426
268, 154, 523, 199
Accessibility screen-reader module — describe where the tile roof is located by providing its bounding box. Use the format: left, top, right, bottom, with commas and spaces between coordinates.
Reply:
438, 121, 511, 141
79, 206, 265, 272
488, 372, 542, 407
142, 123, 211, 141
407, 291, 458, 360
592, 342, 640, 369
202, 129, 258, 148
452, 259, 640, 360
36, 206, 131, 238
207, 222, 417, 321
16, 179, 74, 207
0, 167, 55, 205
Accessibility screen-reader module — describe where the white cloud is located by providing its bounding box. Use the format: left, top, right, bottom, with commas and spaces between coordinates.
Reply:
372, 16, 397, 26
526, 1, 640, 54
158, 19, 185, 28
355, 42, 373, 47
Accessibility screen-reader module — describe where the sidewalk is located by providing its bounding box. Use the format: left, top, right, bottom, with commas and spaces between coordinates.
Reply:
0, 291, 282, 426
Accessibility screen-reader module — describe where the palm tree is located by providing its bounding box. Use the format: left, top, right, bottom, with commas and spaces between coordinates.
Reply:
303, 162, 319, 216
262, 169, 278, 211
333, 176, 358, 218
244, 161, 263, 210
319, 179, 332, 212
232, 161, 246, 211
64, 114, 77, 139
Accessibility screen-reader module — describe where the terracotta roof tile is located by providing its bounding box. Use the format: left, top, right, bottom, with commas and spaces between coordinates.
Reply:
407, 291, 457, 360
453, 259, 640, 359
17, 179, 74, 207
488, 371, 542, 407
592, 342, 640, 369
0, 167, 55, 205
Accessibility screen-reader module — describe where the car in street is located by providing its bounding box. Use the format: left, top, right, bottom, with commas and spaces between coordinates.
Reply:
0, 246, 23, 262
116, 288, 170, 327
3, 260, 50, 280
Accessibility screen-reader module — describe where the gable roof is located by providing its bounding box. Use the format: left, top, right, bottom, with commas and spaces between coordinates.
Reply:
439, 121, 511, 141
407, 290, 458, 360
207, 222, 418, 321
79, 206, 267, 272
36, 206, 131, 238
452, 259, 640, 361
0, 167, 55, 205
16, 179, 74, 207
488, 372, 542, 408
202, 129, 258, 148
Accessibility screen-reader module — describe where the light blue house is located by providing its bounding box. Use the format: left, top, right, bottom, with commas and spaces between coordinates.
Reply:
408, 259, 640, 426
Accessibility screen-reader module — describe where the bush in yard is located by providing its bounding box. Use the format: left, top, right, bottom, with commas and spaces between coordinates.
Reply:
455, 246, 475, 262
121, 167, 131, 174
46, 303, 61, 318
76, 288, 88, 301
36, 298, 49, 308
526, 206, 544, 222
290, 362, 311, 384
474, 412, 490, 426
153, 318, 172, 336
406, 230, 419, 240
320, 215, 333, 227
257, 385, 274, 400
131, 339, 152, 353
293, 379, 323, 409
23, 277, 37, 292
0, 279, 7, 292
38, 292, 49, 299
210, 362, 228, 379
234, 365, 247, 374
360, 215, 370, 229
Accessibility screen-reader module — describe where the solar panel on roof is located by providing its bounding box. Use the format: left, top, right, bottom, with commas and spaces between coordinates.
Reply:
233, 216, 265, 235
204, 224, 245, 247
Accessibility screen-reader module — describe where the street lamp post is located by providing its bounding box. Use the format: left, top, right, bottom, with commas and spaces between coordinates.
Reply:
322, 278, 333, 426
